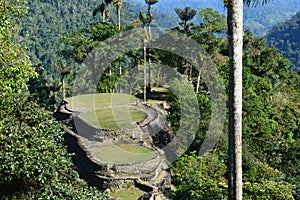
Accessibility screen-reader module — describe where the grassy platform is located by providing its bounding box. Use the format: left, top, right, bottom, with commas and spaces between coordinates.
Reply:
80, 107, 146, 129
66, 93, 136, 111
110, 188, 146, 200
93, 144, 156, 164
66, 94, 144, 129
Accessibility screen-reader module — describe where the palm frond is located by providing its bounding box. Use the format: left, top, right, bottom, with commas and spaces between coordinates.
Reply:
175, 6, 197, 22
93, 3, 105, 16
139, 10, 148, 23
131, 19, 142, 27
145, 0, 159, 6
105, 0, 114, 5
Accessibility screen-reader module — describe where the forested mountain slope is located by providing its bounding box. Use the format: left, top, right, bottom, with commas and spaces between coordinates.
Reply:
21, 0, 176, 71
267, 11, 300, 70
129, 0, 300, 35
2, 1, 299, 198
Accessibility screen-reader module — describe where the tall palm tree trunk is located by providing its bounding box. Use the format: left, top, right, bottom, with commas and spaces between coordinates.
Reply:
147, 4, 152, 92
117, 6, 121, 31
196, 67, 202, 94
143, 36, 147, 102
227, 0, 243, 200
147, 47, 151, 91
102, 12, 105, 22
62, 77, 65, 100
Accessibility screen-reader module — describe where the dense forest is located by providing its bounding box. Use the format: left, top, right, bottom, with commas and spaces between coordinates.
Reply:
1, 0, 299, 199
131, 0, 300, 35
0, 1, 106, 199
21, 0, 176, 71
267, 11, 300, 70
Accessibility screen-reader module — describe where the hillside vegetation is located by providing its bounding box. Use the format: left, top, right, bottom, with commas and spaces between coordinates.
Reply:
1, 2, 106, 199
59, 5, 300, 199
1, 0, 299, 199
130, 0, 300, 35
21, 0, 177, 72
267, 11, 300, 70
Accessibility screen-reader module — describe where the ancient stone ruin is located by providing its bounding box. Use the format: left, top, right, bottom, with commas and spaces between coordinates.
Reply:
54, 100, 174, 199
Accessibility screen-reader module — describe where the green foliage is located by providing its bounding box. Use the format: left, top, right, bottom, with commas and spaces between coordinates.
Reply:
244, 180, 294, 200
21, 0, 138, 69
170, 152, 227, 200
0, 0, 37, 97
174, 6, 197, 32
241, 32, 300, 187
167, 8, 300, 199
267, 11, 300, 70
243, 157, 295, 199
0, 4, 106, 196
27, 64, 58, 108
139, 0, 300, 36
6, 1, 298, 198
167, 78, 199, 135
0, 95, 106, 199
61, 21, 122, 94
61, 22, 120, 63
191, 8, 227, 54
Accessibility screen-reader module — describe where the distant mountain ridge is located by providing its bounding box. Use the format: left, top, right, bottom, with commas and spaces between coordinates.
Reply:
267, 11, 300, 70
127, 0, 300, 35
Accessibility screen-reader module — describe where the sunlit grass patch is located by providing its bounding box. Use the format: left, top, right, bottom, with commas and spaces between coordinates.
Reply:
66, 93, 135, 111
151, 87, 169, 93
110, 188, 146, 200
93, 144, 156, 164
80, 108, 146, 129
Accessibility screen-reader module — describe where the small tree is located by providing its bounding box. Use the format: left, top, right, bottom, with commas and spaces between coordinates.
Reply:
174, 6, 197, 33
113, 0, 122, 31
93, 2, 106, 22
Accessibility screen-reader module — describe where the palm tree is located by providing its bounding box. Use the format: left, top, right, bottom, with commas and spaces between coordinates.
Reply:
144, 0, 159, 93
93, 0, 115, 22
175, 6, 197, 80
226, 1, 243, 200
225, 0, 273, 199
93, 2, 106, 22
113, 0, 122, 31
104, 7, 111, 21
174, 6, 197, 32
52, 61, 72, 100
139, 10, 148, 101
112, 0, 122, 78
104, 0, 113, 21
145, 0, 159, 25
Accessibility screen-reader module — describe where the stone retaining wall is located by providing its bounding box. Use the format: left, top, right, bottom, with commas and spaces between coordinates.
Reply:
73, 103, 173, 145
109, 155, 161, 176
57, 102, 172, 198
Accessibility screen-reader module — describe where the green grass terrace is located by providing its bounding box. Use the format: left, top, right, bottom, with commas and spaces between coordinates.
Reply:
91, 144, 156, 164
66, 94, 146, 129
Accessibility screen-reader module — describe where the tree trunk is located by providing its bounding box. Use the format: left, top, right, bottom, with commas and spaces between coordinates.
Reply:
227, 0, 243, 200
147, 5, 152, 93
196, 67, 202, 94
143, 35, 147, 102
62, 77, 65, 100
117, 7, 121, 31
189, 64, 193, 80
147, 48, 151, 92
102, 11, 105, 22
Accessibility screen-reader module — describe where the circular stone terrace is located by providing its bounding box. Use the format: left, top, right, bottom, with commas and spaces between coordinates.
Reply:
63, 93, 172, 197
